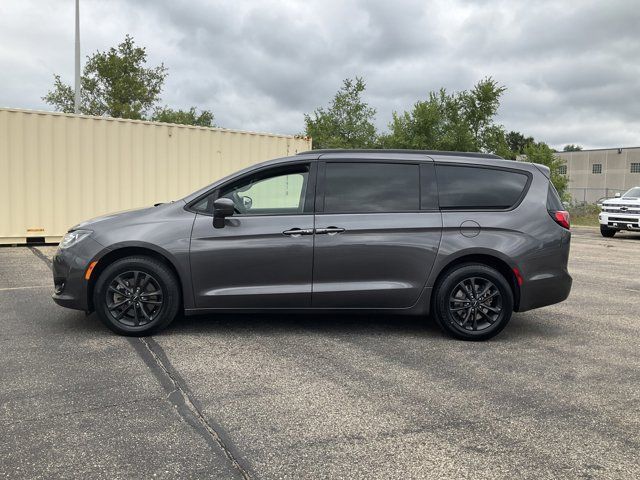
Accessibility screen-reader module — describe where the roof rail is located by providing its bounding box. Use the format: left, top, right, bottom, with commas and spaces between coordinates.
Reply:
296, 148, 502, 159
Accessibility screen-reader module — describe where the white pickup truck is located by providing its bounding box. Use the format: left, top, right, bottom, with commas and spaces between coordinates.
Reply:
599, 187, 640, 237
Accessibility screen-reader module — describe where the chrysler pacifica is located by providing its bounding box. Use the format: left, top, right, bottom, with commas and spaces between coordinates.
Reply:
52, 150, 572, 340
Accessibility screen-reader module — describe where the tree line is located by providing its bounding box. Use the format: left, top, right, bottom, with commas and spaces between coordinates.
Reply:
304, 77, 572, 197
45, 36, 574, 197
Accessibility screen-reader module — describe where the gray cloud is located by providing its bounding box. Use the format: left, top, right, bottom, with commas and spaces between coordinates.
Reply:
0, 0, 638, 148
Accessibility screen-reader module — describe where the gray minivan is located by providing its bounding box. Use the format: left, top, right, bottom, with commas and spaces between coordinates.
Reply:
52, 150, 572, 340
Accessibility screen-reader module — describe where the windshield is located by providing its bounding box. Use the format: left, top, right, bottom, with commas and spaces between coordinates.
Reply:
622, 187, 640, 198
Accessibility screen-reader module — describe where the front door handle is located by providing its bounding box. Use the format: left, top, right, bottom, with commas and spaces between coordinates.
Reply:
283, 228, 314, 237
316, 226, 345, 235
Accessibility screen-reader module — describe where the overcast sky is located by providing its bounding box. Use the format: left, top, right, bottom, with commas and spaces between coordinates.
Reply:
1, 0, 638, 149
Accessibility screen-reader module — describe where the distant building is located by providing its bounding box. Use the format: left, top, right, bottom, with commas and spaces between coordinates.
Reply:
556, 147, 640, 203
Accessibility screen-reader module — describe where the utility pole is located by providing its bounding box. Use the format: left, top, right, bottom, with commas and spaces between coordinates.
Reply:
74, 0, 81, 114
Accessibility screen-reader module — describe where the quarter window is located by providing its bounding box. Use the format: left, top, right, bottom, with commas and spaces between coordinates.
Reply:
592, 163, 602, 174
323, 162, 420, 213
436, 165, 529, 210
547, 182, 564, 211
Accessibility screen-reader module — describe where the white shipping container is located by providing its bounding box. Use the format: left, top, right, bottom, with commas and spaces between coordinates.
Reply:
0, 108, 311, 244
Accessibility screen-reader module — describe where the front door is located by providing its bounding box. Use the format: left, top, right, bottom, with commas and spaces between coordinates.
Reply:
312, 159, 442, 308
190, 162, 316, 309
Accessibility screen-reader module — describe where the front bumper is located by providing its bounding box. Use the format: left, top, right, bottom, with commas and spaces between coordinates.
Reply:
51, 237, 105, 311
599, 212, 640, 230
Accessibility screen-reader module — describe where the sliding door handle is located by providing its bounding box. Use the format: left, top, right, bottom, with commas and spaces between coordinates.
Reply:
283, 228, 314, 237
316, 226, 345, 235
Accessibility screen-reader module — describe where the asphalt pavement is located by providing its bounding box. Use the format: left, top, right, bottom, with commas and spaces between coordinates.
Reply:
1, 227, 639, 479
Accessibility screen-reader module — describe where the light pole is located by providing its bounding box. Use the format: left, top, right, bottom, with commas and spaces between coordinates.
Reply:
74, 0, 80, 114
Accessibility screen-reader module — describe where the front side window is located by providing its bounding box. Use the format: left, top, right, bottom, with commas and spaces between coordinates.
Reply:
323, 162, 420, 213
436, 164, 529, 210
220, 166, 309, 215
191, 165, 310, 215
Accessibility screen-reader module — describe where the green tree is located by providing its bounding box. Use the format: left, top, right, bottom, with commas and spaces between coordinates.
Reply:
523, 142, 569, 199
44, 35, 167, 119
505, 131, 535, 158
461, 78, 507, 150
381, 89, 474, 151
482, 124, 513, 159
304, 77, 378, 149
562, 144, 583, 152
151, 107, 215, 127
382, 77, 509, 154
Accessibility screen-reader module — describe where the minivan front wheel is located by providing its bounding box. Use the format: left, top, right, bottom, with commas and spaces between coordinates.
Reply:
433, 264, 513, 341
93, 256, 180, 336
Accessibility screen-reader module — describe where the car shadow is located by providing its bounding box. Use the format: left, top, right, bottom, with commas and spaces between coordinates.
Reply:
615, 232, 640, 240
149, 310, 559, 342
53, 305, 561, 342
165, 311, 436, 336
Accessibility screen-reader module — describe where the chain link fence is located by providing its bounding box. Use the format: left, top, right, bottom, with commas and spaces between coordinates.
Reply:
567, 187, 627, 205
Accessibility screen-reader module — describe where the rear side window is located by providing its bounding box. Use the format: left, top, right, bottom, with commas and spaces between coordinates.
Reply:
323, 162, 419, 213
436, 164, 529, 210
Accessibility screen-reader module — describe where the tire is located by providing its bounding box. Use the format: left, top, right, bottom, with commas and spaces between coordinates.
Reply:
600, 225, 616, 237
432, 263, 514, 341
93, 256, 181, 336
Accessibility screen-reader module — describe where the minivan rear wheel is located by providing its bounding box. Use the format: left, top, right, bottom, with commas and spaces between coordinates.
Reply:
433, 264, 513, 341
93, 256, 180, 336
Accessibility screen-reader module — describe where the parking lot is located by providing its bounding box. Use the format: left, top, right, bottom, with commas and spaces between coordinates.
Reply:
1, 227, 639, 479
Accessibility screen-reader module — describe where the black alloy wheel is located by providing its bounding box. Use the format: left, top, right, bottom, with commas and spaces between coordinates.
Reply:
433, 263, 514, 341
106, 270, 164, 327
94, 256, 180, 336
448, 277, 503, 332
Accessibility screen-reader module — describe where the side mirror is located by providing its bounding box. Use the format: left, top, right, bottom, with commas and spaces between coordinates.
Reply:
614, 192, 621, 198
213, 198, 235, 228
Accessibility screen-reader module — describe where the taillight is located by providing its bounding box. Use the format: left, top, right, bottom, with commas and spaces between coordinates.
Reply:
550, 210, 570, 230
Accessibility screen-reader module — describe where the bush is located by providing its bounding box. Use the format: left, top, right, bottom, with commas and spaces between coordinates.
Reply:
567, 204, 600, 226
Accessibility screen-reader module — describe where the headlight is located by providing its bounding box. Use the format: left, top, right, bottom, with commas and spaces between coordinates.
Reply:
59, 230, 92, 249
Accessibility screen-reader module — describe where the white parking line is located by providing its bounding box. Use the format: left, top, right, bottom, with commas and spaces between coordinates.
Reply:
0, 285, 51, 292
576, 280, 640, 293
